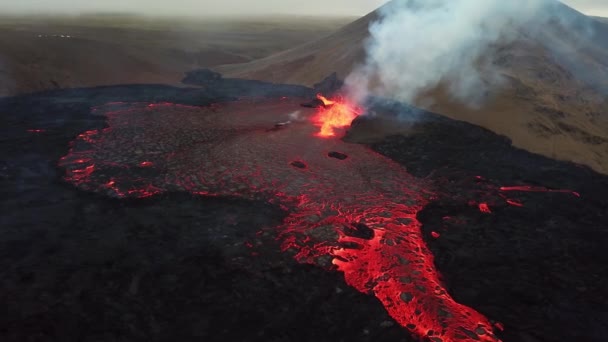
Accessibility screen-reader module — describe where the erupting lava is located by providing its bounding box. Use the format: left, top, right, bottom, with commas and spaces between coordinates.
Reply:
312, 94, 359, 137
59, 100, 501, 342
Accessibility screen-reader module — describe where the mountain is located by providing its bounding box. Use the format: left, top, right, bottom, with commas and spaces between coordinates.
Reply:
217, 2, 608, 175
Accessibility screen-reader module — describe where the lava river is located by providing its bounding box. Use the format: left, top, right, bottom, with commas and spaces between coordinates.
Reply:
59, 99, 500, 341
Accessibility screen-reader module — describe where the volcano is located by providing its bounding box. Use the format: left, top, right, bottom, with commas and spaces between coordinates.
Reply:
2, 5, 608, 342
217, 1, 608, 175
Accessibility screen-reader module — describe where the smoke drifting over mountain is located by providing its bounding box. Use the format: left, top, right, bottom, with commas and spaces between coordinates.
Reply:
344, 0, 595, 107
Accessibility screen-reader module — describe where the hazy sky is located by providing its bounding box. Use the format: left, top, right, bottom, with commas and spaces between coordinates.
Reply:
0, 0, 606, 17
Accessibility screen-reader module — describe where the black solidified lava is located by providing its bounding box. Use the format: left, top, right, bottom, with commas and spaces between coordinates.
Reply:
343, 222, 375, 240
182, 68, 223, 84
300, 97, 325, 108
328, 151, 349, 160
290, 161, 307, 169
183, 68, 314, 98
2, 72, 608, 342
313, 72, 344, 96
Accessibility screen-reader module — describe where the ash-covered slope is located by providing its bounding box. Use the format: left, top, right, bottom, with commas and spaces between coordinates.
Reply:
217, 1, 608, 175
216, 11, 374, 86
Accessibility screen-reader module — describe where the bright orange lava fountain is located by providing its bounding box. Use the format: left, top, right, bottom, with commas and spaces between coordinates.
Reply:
312, 94, 359, 137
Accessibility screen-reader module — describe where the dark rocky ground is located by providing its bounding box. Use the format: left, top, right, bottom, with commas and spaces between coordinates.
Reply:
353, 104, 608, 342
1, 77, 607, 342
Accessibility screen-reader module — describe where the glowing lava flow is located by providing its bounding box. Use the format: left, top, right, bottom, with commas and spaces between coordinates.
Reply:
312, 94, 359, 137
58, 100, 501, 342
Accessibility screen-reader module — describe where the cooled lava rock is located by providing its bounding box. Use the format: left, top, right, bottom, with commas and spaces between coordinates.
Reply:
328, 151, 348, 160
182, 69, 223, 84
348, 114, 374, 129
313, 72, 344, 96
300, 97, 326, 108
343, 222, 375, 240
183, 69, 313, 98
290, 161, 307, 169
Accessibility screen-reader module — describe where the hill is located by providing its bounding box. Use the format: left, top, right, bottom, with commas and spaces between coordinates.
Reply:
0, 15, 353, 97
218, 2, 608, 174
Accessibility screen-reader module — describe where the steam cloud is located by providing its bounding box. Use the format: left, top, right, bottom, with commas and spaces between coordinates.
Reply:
288, 110, 303, 121
344, 0, 577, 107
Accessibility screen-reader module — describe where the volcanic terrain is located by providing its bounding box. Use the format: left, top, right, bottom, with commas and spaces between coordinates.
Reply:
218, 2, 608, 175
2, 4, 608, 342
58, 96, 499, 341
1, 72, 607, 341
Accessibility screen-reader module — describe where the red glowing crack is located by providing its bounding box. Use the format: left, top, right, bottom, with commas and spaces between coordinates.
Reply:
506, 199, 524, 207
58, 100, 501, 342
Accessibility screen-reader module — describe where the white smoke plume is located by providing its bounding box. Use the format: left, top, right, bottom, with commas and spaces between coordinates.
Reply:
288, 110, 303, 121
345, 0, 558, 107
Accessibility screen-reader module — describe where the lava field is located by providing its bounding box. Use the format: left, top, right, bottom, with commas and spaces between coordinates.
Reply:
1, 76, 607, 342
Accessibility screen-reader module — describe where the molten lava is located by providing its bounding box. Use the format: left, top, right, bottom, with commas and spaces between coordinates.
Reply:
479, 203, 492, 214
312, 94, 359, 137
317, 94, 335, 106
59, 100, 503, 342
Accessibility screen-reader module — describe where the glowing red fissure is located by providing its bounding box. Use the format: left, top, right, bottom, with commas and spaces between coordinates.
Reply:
506, 199, 524, 207
58, 101, 502, 342
469, 176, 581, 210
